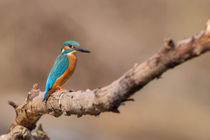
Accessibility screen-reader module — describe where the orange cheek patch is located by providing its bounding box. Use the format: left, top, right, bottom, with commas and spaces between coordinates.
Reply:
63, 46, 70, 50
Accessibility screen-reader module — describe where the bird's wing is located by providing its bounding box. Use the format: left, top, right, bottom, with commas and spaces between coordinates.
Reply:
45, 54, 69, 92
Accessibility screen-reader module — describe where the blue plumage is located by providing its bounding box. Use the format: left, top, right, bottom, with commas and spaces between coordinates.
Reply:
42, 49, 72, 102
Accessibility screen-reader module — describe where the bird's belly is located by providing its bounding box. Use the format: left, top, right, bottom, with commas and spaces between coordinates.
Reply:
54, 54, 77, 88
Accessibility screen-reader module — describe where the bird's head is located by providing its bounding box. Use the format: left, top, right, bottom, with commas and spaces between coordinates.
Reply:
61, 41, 90, 54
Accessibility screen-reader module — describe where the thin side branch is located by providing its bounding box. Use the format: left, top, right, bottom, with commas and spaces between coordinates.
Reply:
8, 101, 18, 109
6, 20, 210, 135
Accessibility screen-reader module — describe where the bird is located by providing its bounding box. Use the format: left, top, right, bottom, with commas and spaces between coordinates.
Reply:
42, 41, 90, 102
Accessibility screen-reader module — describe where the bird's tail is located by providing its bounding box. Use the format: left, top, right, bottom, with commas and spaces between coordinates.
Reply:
42, 90, 49, 102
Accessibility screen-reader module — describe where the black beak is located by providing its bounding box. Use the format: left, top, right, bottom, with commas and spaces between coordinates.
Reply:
75, 47, 91, 53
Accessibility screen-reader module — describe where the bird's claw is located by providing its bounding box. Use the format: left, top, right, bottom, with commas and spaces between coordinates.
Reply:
59, 92, 65, 108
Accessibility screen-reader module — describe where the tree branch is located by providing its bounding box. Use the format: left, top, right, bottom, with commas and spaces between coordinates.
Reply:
0, 124, 49, 140
3, 20, 210, 139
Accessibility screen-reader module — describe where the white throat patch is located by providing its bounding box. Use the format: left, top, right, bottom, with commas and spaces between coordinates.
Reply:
68, 50, 77, 55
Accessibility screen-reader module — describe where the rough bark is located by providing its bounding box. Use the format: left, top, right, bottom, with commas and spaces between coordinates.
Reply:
0, 124, 49, 140
1, 20, 210, 139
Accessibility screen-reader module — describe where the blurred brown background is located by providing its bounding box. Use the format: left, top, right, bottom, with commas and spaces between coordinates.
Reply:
0, 0, 210, 140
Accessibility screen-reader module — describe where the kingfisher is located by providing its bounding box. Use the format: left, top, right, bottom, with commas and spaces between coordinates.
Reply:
42, 41, 90, 102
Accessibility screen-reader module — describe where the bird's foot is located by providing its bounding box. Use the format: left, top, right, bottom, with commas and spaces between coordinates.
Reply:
58, 89, 75, 108
59, 92, 66, 108
56, 86, 68, 91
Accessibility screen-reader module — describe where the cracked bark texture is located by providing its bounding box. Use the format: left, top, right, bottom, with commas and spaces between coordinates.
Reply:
1, 20, 210, 139
0, 124, 49, 140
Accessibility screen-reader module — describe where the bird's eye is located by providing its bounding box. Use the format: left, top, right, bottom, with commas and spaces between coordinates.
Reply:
69, 45, 73, 48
